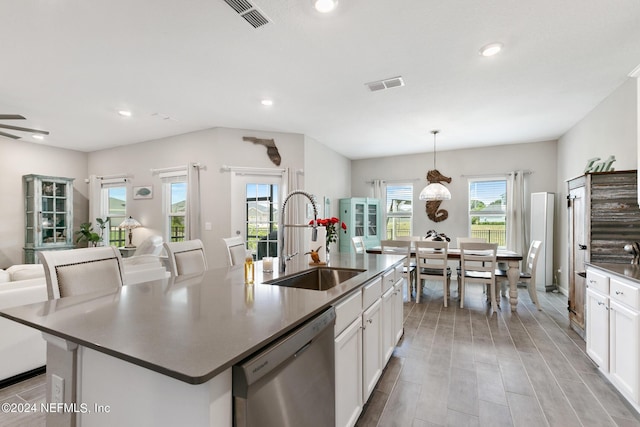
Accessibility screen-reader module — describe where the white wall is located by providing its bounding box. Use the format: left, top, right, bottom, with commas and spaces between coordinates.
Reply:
351, 139, 557, 244
556, 77, 639, 293
0, 139, 88, 268
88, 127, 310, 269
303, 135, 351, 217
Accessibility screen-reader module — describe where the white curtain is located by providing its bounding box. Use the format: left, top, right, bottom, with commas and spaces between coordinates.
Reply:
87, 174, 128, 245
372, 179, 385, 199
506, 170, 529, 256
186, 162, 201, 240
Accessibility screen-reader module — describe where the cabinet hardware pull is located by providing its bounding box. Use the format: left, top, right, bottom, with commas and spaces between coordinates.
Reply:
598, 301, 605, 306
615, 291, 623, 295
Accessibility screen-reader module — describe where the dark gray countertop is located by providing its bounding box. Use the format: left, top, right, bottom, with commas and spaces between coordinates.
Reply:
0, 253, 403, 384
586, 262, 640, 284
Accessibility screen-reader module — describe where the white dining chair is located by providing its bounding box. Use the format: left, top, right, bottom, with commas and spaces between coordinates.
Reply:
381, 240, 416, 298
222, 236, 246, 266
415, 240, 451, 305
459, 242, 498, 310
351, 236, 365, 254
40, 246, 125, 300
164, 239, 208, 276
495, 240, 542, 309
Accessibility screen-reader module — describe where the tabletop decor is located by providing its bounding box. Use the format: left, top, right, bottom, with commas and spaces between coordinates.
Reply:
309, 217, 347, 258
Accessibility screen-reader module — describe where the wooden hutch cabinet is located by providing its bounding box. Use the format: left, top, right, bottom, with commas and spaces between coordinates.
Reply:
23, 174, 75, 263
567, 170, 640, 338
339, 198, 381, 253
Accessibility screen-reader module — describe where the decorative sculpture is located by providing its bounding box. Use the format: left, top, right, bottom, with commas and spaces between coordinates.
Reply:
425, 170, 452, 222
305, 246, 325, 265
243, 137, 282, 166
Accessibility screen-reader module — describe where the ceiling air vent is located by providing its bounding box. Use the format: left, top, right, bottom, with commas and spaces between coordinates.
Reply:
222, 0, 270, 29
365, 76, 405, 92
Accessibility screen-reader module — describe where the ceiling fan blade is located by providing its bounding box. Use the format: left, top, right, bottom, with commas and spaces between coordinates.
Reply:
0, 123, 49, 135
0, 114, 26, 120
0, 130, 21, 139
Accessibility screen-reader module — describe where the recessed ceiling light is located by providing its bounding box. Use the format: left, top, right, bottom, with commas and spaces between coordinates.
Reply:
261, 99, 273, 106
32, 134, 44, 140
479, 43, 503, 57
118, 110, 132, 117
314, 0, 338, 13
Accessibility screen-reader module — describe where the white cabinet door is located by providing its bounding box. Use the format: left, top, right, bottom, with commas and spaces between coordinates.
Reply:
335, 317, 363, 427
610, 299, 640, 403
586, 288, 609, 369
362, 298, 382, 402
393, 280, 404, 343
381, 287, 395, 363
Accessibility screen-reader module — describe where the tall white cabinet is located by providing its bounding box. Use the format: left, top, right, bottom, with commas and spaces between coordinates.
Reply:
530, 192, 554, 291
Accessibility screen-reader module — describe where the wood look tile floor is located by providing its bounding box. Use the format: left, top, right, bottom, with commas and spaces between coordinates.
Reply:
356, 281, 640, 427
2, 281, 640, 427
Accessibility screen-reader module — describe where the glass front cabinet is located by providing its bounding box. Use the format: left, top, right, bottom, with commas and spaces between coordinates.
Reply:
339, 197, 381, 253
23, 174, 75, 263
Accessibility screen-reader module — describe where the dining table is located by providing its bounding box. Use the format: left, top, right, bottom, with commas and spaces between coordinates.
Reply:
367, 246, 523, 311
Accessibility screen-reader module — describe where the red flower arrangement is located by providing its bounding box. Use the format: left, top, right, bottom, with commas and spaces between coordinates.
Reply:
309, 217, 347, 249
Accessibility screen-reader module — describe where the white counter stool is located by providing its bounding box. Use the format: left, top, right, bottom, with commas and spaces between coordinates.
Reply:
40, 246, 125, 300
222, 236, 246, 266
164, 239, 208, 276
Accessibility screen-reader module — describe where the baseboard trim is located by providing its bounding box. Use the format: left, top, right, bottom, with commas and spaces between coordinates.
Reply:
0, 366, 46, 389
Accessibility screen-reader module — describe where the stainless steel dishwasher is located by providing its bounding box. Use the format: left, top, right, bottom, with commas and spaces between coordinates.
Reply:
233, 307, 336, 427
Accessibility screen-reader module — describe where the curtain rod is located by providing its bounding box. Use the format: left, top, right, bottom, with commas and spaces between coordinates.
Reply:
460, 170, 533, 179
220, 165, 303, 175
151, 163, 204, 175
365, 178, 421, 184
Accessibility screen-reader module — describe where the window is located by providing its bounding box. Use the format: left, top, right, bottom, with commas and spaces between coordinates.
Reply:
469, 179, 507, 247
385, 184, 413, 239
102, 186, 126, 247
245, 183, 279, 260
165, 181, 186, 242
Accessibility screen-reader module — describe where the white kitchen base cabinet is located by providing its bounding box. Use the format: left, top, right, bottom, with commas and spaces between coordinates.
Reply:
609, 298, 640, 402
335, 317, 363, 427
586, 266, 640, 412
586, 288, 609, 369
362, 298, 382, 401
333, 262, 404, 427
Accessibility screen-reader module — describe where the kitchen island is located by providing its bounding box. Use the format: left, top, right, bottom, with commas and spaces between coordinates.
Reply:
0, 253, 404, 427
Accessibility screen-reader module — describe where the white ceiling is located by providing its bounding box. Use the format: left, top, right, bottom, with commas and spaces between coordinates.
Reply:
1, 0, 640, 159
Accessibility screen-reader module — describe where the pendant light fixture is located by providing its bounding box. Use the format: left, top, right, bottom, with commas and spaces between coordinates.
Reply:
419, 130, 452, 201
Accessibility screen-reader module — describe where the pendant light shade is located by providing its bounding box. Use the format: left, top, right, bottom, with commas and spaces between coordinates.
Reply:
419, 182, 451, 201
419, 130, 452, 201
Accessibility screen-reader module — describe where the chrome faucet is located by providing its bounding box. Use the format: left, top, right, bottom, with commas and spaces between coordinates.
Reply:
279, 190, 318, 273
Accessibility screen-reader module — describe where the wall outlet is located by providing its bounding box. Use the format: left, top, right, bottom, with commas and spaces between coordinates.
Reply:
52, 374, 64, 403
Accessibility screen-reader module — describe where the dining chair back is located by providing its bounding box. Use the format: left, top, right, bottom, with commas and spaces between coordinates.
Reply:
381, 239, 416, 298
40, 246, 125, 300
222, 236, 246, 266
456, 237, 486, 248
459, 242, 498, 310
351, 236, 365, 254
496, 240, 542, 309
415, 240, 451, 305
164, 239, 208, 276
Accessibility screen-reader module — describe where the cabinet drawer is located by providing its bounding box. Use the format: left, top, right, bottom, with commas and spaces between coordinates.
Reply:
587, 269, 609, 294
610, 278, 640, 310
362, 277, 382, 309
382, 270, 395, 292
394, 264, 404, 282
334, 290, 362, 336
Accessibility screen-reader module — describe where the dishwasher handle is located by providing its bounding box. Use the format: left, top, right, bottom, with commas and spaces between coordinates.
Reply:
233, 307, 335, 395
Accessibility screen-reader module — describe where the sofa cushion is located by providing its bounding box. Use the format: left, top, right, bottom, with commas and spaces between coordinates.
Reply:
0, 269, 10, 283
7, 264, 45, 281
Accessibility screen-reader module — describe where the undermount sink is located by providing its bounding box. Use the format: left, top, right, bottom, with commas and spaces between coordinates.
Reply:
263, 267, 366, 291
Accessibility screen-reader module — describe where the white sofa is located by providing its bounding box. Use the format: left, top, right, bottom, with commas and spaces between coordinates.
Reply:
0, 265, 48, 382
0, 255, 169, 383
